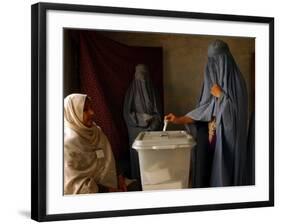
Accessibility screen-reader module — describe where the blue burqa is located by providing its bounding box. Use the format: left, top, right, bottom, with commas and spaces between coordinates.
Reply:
123, 64, 162, 181
186, 40, 248, 187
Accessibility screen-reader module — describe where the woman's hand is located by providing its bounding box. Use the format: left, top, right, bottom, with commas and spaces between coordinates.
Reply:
164, 113, 177, 123
107, 175, 128, 192
118, 175, 127, 192
108, 175, 128, 192
211, 84, 223, 98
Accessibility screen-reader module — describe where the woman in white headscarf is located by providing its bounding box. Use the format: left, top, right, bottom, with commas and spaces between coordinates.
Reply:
64, 93, 122, 194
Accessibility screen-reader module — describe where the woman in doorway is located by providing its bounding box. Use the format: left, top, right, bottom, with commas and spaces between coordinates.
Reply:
123, 64, 162, 183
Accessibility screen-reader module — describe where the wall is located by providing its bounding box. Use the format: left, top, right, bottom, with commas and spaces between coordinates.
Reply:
100, 31, 255, 129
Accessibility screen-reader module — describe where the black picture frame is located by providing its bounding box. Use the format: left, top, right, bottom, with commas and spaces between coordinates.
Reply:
31, 2, 274, 222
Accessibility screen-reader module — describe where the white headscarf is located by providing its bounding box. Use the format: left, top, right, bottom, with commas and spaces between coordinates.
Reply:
64, 94, 118, 194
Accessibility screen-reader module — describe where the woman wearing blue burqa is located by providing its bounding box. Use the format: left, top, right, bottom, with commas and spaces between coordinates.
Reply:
165, 40, 248, 187
123, 64, 162, 182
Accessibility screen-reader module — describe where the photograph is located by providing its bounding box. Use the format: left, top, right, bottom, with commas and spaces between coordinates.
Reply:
2, 0, 280, 223
31, 2, 274, 221
63, 29, 256, 194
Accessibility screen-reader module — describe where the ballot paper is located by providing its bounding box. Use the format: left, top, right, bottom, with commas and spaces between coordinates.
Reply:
163, 120, 168, 131
144, 162, 171, 184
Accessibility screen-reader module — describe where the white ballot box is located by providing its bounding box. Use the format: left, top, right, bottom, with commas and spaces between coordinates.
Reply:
132, 131, 196, 191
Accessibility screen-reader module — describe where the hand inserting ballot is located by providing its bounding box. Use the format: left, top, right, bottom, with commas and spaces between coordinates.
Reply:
164, 113, 176, 123
164, 113, 194, 125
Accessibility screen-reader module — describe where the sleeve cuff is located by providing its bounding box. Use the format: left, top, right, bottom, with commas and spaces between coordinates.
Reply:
219, 91, 225, 100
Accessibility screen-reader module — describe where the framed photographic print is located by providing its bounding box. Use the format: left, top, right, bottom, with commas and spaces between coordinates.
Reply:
31, 2, 274, 222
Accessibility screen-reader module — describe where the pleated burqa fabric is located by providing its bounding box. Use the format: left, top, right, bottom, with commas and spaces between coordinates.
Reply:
123, 64, 162, 180
186, 40, 248, 187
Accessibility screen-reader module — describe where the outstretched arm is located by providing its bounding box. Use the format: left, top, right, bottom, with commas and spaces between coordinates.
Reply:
164, 113, 194, 125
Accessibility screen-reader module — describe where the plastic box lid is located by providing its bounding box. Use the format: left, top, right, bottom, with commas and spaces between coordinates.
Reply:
132, 131, 196, 151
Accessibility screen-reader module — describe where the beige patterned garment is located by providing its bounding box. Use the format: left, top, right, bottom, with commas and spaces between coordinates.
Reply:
64, 94, 118, 194
208, 118, 216, 143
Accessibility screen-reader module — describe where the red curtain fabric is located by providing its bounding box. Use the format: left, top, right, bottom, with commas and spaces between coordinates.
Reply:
76, 30, 163, 158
